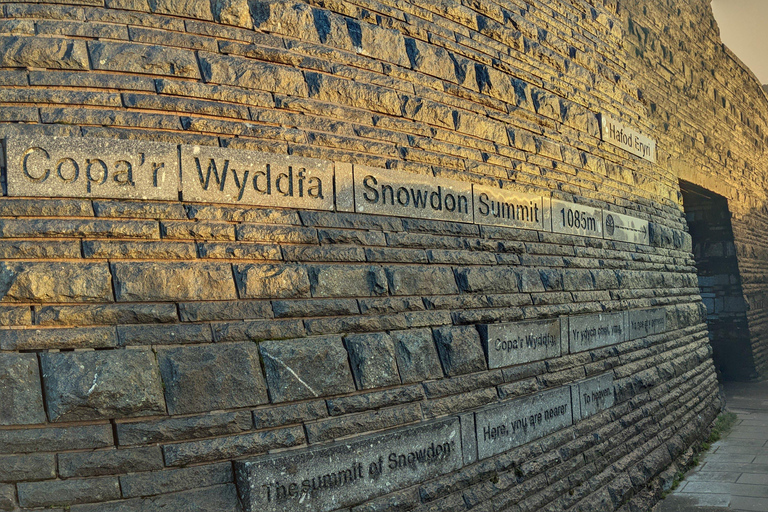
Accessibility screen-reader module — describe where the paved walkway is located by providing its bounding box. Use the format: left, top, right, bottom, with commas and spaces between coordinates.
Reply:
654, 380, 768, 512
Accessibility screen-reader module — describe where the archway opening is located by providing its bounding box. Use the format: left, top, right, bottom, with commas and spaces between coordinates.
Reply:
680, 180, 756, 381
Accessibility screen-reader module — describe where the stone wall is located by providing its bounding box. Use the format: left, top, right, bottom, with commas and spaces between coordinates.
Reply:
0, 0, 754, 510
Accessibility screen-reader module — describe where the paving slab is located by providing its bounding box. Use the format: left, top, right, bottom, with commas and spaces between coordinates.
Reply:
653, 380, 768, 512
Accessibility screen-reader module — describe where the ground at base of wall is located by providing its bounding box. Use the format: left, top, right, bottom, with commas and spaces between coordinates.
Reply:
653, 381, 768, 512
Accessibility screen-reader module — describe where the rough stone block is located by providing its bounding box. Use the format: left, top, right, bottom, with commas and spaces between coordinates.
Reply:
179, 300, 273, 322
344, 332, 400, 390
70, 483, 241, 512
119, 463, 233, 498
212, 0, 252, 27
59, 446, 163, 478
0, 484, 14, 512
40, 349, 166, 422
305, 403, 421, 443
433, 325, 487, 376
252, 400, 328, 430
89, 41, 200, 78
455, 267, 520, 293
0, 262, 112, 303
212, 318, 305, 342
0, 326, 118, 351
199, 52, 307, 95
234, 264, 310, 299
0, 353, 46, 425
259, 336, 355, 402
18, 476, 121, 508
391, 328, 444, 383
116, 411, 252, 446
0, 425, 113, 454
309, 264, 388, 297
112, 262, 237, 301
158, 343, 269, 415
0, 453, 56, 483
386, 265, 458, 296
0, 35, 88, 69
162, 426, 305, 466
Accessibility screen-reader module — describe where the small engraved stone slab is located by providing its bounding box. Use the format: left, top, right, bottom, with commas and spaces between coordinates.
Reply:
474, 387, 572, 460
354, 165, 473, 223
551, 199, 603, 238
235, 418, 462, 512
478, 318, 562, 369
568, 312, 627, 353
472, 184, 548, 231
599, 114, 656, 163
628, 308, 667, 339
181, 145, 335, 210
571, 373, 614, 422
5, 136, 179, 200
604, 211, 649, 245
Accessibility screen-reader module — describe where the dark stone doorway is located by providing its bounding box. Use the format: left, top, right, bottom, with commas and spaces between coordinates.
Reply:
680, 180, 757, 381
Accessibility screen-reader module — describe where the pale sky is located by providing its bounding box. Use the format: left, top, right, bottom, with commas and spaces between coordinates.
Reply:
711, 0, 768, 84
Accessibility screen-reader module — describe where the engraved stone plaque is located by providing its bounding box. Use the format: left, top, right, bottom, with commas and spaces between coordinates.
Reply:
568, 312, 627, 353
181, 145, 335, 210
571, 373, 614, 422
472, 184, 548, 231
599, 114, 656, 163
628, 308, 668, 339
603, 211, 649, 245
478, 318, 562, 369
5, 136, 179, 200
235, 418, 462, 512
353, 165, 473, 223
551, 199, 603, 238
474, 386, 573, 460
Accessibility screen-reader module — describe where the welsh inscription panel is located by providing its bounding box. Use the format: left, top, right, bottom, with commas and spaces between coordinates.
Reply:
235, 419, 462, 512
599, 114, 656, 163
474, 386, 572, 460
629, 308, 668, 339
568, 312, 626, 353
181, 145, 335, 210
5, 135, 179, 200
478, 318, 562, 368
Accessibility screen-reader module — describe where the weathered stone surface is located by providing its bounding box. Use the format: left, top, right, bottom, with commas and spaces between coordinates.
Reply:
0, 35, 88, 69
58, 446, 163, 478
40, 349, 166, 422
385, 265, 458, 296
628, 308, 668, 339
309, 264, 388, 297
113, 262, 237, 301
235, 419, 461, 512
433, 325, 487, 376
5, 135, 179, 200
149, 0, 213, 19
344, 332, 400, 390
0, 353, 46, 425
354, 165, 473, 223
70, 484, 242, 512
391, 328, 444, 383
455, 266, 520, 293
0, 262, 112, 303
199, 52, 308, 95
212, 318, 304, 342
0, 326, 118, 350
117, 411, 252, 446
235, 264, 310, 299
252, 400, 327, 430
0, 483, 14, 512
326, 386, 425, 416
478, 318, 563, 368
179, 300, 273, 322
568, 311, 626, 353
119, 462, 233, 498
89, 41, 201, 78
0, 453, 56, 483
163, 426, 305, 466
212, 0, 252, 27
117, 323, 212, 346
259, 336, 355, 402
0, 425, 113, 454
18, 476, 121, 508
272, 298, 358, 318
37, 303, 178, 326
474, 386, 572, 460
158, 343, 269, 415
